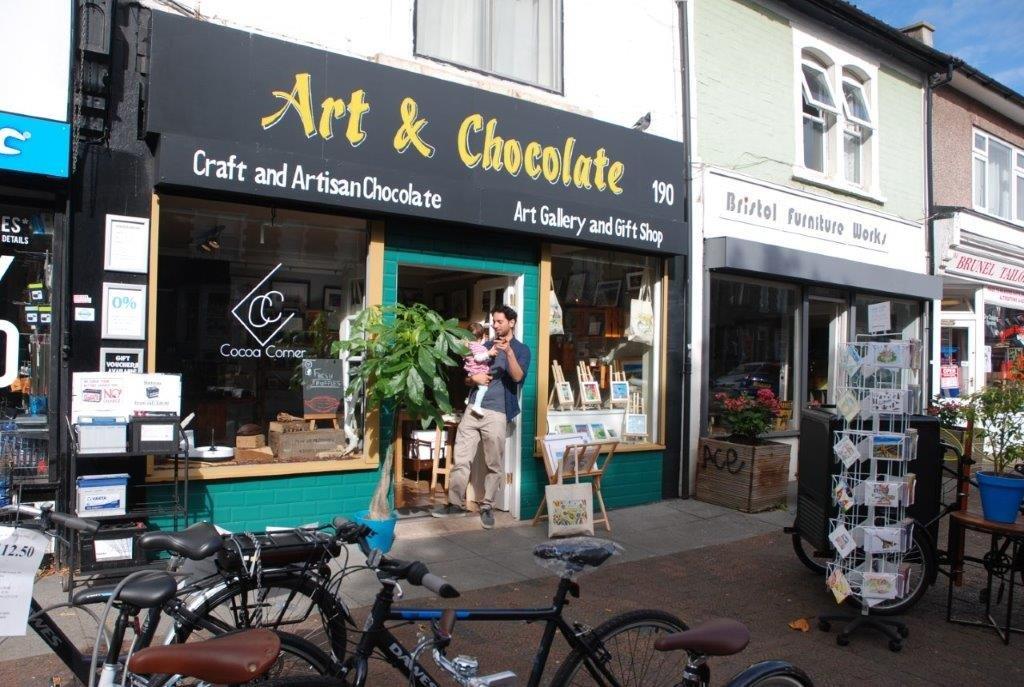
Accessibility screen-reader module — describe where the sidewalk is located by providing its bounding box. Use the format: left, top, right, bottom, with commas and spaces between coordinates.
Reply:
2, 493, 794, 662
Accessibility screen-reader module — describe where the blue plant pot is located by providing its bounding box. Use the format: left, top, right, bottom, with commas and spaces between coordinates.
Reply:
976, 471, 1024, 524
354, 509, 398, 553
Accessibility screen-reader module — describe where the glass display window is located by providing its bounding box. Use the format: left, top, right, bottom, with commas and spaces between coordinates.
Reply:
984, 303, 1024, 385
708, 275, 798, 434
155, 196, 368, 466
547, 245, 663, 445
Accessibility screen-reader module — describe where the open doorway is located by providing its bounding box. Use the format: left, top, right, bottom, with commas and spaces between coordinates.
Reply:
806, 299, 848, 405
393, 265, 523, 520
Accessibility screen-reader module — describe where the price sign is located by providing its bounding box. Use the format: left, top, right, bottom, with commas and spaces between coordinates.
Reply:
0, 526, 48, 636
101, 282, 147, 340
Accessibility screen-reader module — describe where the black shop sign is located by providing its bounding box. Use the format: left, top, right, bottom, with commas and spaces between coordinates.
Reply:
146, 13, 686, 255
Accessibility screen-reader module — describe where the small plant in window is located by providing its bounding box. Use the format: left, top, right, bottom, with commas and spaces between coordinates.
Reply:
713, 388, 781, 444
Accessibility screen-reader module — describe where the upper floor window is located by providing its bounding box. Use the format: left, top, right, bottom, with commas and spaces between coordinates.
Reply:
973, 129, 1024, 223
416, 0, 563, 91
796, 47, 877, 194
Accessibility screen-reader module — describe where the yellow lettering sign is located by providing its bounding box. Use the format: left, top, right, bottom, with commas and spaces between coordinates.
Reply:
393, 97, 435, 158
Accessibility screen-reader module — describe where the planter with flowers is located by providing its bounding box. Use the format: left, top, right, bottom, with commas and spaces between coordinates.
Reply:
696, 389, 791, 513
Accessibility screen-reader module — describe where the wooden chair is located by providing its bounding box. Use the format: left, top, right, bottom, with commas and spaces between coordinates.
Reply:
533, 439, 618, 532
430, 423, 458, 497
402, 422, 436, 489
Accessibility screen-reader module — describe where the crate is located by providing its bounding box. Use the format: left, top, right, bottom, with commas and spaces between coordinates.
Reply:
236, 433, 266, 449
269, 429, 348, 460
78, 520, 148, 572
695, 437, 791, 513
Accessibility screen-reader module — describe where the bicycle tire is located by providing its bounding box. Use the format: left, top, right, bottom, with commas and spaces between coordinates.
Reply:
150, 631, 334, 686
790, 521, 829, 575
176, 573, 349, 663
725, 659, 814, 687
549, 609, 689, 687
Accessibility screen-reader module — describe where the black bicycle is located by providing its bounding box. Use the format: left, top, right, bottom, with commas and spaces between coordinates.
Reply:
331, 523, 690, 687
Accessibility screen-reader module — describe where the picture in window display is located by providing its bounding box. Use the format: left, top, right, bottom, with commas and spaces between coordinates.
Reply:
984, 304, 1024, 384
547, 246, 660, 444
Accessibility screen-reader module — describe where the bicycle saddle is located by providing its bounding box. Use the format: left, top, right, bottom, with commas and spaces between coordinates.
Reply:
73, 572, 178, 609
653, 618, 750, 656
128, 628, 280, 682
532, 537, 620, 578
138, 521, 223, 560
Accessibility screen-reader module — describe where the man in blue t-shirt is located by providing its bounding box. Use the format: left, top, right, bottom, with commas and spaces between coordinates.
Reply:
432, 305, 531, 529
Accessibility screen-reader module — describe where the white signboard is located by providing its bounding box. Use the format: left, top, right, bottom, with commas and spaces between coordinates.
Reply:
71, 372, 181, 421
867, 301, 891, 334
703, 169, 926, 271
983, 287, 1024, 310
103, 215, 150, 274
0, 526, 48, 636
944, 250, 1024, 289
101, 283, 147, 340
0, 1, 72, 123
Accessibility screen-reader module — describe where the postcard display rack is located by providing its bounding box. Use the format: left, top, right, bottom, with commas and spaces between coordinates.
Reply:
819, 339, 921, 651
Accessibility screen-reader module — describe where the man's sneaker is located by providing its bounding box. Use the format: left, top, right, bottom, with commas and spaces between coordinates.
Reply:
431, 503, 467, 518
480, 507, 495, 529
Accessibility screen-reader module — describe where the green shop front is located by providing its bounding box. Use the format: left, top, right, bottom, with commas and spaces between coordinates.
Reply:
83, 13, 687, 533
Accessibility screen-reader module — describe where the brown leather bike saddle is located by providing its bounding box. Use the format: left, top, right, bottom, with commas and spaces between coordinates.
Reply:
653, 618, 751, 656
127, 628, 280, 682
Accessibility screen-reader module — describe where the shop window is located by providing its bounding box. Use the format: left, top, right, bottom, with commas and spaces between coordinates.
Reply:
0, 208, 55, 482
972, 128, 1023, 223
155, 197, 368, 466
708, 276, 798, 435
547, 246, 662, 445
415, 0, 562, 91
984, 303, 1024, 385
854, 295, 923, 398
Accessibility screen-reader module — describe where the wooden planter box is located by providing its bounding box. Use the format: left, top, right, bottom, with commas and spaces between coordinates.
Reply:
695, 437, 790, 513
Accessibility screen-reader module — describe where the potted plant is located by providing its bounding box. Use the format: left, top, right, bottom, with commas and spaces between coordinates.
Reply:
696, 388, 789, 512
960, 382, 1024, 524
332, 303, 468, 551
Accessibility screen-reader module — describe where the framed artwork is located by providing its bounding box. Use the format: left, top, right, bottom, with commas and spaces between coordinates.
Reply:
555, 381, 574, 406
586, 313, 604, 336
588, 423, 609, 441
432, 293, 447, 315
609, 381, 630, 406
451, 289, 468, 319
593, 280, 622, 307
625, 413, 647, 437
564, 273, 587, 304
625, 271, 645, 293
323, 286, 344, 312
556, 424, 575, 434
272, 280, 309, 310
573, 423, 591, 435
580, 380, 601, 406
540, 433, 590, 477
349, 279, 364, 307
621, 358, 643, 381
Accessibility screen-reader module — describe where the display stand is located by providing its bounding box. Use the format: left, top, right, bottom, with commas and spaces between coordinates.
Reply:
576, 362, 601, 410
818, 337, 921, 651
549, 361, 574, 411
533, 439, 618, 532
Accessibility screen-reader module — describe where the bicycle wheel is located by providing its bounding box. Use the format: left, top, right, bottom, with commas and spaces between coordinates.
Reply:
178, 573, 349, 663
549, 609, 689, 687
725, 660, 814, 687
151, 631, 334, 686
790, 520, 829, 575
846, 524, 935, 616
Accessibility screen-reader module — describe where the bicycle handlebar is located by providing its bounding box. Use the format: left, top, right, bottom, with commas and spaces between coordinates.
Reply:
2, 504, 100, 534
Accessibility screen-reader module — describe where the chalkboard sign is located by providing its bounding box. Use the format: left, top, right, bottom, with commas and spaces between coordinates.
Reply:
301, 359, 345, 415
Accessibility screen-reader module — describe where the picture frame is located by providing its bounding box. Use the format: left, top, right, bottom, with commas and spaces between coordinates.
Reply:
609, 381, 630, 406
592, 280, 622, 308
621, 358, 643, 381
625, 270, 645, 294
586, 314, 604, 337
588, 423, 609, 441
555, 381, 574, 407
451, 289, 468, 319
323, 286, 344, 312
540, 433, 590, 477
272, 280, 309, 310
564, 273, 587, 304
573, 423, 591, 435
349, 279, 365, 307
556, 423, 575, 434
101, 282, 147, 340
625, 413, 647, 437
281, 308, 305, 334
103, 214, 150, 274
580, 380, 601, 406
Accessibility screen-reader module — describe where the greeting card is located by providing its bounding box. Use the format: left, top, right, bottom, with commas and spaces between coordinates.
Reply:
829, 523, 857, 558
836, 390, 861, 422
834, 436, 860, 468
827, 566, 853, 604
863, 389, 905, 415
833, 481, 855, 511
868, 342, 911, 369
861, 572, 898, 599
863, 480, 900, 508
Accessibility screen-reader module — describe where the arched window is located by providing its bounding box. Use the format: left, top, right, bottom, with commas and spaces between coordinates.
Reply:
841, 69, 873, 186
800, 53, 835, 173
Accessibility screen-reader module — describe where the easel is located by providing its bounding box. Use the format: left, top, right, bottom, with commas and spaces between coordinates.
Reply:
624, 392, 647, 440
608, 364, 629, 409
533, 439, 618, 532
549, 361, 574, 410
577, 361, 602, 409
304, 413, 340, 430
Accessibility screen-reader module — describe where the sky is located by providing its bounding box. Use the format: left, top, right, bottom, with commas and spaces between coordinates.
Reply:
851, 0, 1024, 93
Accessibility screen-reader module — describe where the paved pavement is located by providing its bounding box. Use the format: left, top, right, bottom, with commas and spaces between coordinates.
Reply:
4, 488, 1023, 685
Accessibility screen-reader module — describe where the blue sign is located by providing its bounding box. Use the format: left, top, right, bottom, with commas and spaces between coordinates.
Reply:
0, 111, 70, 178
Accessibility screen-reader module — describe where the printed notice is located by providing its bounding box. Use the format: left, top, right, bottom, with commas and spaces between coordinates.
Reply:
867, 301, 891, 334
104, 215, 150, 274
0, 527, 48, 636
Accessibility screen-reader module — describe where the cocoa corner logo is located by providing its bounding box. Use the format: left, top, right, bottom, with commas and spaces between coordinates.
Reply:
223, 263, 305, 359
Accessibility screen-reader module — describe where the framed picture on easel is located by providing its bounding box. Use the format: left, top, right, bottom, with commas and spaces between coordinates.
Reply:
540, 433, 590, 477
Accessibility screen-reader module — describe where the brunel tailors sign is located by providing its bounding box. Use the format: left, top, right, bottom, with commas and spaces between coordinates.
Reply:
145, 14, 685, 254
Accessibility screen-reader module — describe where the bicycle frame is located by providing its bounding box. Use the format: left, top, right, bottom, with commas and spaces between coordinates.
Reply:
341, 576, 622, 687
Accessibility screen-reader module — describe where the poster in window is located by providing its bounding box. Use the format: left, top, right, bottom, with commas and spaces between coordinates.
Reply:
101, 283, 147, 340
301, 359, 345, 415
99, 348, 144, 374
103, 215, 150, 274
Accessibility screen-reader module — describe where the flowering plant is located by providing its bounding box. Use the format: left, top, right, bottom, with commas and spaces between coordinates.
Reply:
713, 388, 781, 443
926, 397, 968, 429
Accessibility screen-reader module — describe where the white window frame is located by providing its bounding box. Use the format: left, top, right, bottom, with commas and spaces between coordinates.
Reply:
841, 77, 873, 129
801, 61, 839, 114
972, 128, 1024, 226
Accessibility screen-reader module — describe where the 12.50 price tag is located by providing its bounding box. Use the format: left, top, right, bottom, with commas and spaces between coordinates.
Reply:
0, 526, 48, 636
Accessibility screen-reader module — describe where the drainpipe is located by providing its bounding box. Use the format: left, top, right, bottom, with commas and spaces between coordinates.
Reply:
676, 0, 694, 497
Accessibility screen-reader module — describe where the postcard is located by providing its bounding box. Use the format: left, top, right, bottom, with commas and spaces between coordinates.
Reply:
829, 523, 857, 558
863, 389, 905, 415
861, 572, 898, 599
834, 436, 861, 469
864, 480, 900, 508
836, 390, 861, 422
871, 434, 904, 461
841, 345, 863, 377
868, 342, 910, 369
833, 481, 855, 512
827, 566, 853, 604
861, 526, 901, 554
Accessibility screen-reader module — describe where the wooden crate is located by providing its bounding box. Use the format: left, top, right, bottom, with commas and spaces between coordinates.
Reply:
269, 429, 348, 460
695, 437, 790, 513
236, 434, 266, 449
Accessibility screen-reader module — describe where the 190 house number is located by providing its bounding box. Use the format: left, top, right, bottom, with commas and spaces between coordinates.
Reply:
652, 180, 674, 205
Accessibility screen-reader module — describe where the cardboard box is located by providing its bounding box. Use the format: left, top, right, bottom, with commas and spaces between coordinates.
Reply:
236, 433, 267, 449
269, 429, 348, 460
76, 474, 129, 517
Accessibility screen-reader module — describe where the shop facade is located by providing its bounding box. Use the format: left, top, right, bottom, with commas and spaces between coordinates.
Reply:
686, 0, 949, 486
66, 6, 686, 531
931, 65, 1024, 397
0, 2, 74, 507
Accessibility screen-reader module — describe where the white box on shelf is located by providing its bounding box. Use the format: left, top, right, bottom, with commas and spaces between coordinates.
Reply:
76, 474, 129, 517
